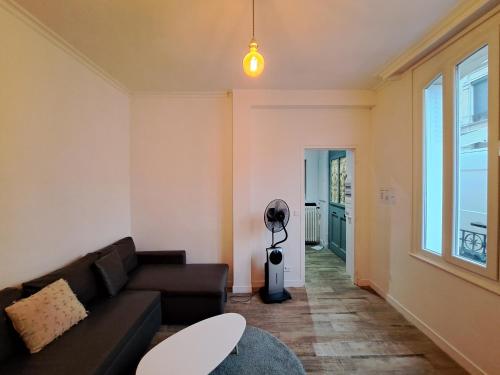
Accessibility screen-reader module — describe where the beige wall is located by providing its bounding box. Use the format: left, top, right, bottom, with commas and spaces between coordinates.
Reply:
371, 73, 500, 375
232, 90, 375, 292
0, 5, 131, 288
130, 90, 374, 293
130, 94, 233, 280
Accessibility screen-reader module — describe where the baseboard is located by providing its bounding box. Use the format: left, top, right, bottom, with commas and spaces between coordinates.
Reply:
355, 279, 372, 288
368, 280, 486, 375
232, 285, 252, 294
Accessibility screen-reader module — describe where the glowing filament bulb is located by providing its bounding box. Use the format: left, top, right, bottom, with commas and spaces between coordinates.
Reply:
243, 39, 264, 77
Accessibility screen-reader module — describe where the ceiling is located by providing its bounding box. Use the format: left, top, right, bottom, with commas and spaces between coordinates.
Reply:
14, 0, 464, 91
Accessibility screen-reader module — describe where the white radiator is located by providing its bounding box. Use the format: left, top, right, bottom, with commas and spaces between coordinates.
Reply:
305, 205, 320, 244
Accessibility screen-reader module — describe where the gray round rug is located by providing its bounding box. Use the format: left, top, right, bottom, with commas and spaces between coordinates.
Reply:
210, 326, 305, 375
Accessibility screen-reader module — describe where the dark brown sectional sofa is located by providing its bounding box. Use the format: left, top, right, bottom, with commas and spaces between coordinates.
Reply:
0, 237, 228, 374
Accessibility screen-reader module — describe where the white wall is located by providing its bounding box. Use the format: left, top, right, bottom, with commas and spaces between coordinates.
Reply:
130, 89, 372, 294
0, 5, 131, 288
371, 73, 500, 375
304, 150, 319, 204
232, 90, 375, 292
130, 94, 233, 280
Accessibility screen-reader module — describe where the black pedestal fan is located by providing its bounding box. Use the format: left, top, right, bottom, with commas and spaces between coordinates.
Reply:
259, 199, 292, 303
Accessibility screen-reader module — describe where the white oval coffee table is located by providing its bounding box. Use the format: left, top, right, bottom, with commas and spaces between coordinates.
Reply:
136, 313, 246, 375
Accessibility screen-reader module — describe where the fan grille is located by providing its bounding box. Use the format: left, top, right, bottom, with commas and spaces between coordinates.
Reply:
264, 199, 290, 233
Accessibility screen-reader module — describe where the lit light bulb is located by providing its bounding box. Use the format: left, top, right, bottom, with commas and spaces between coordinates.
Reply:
243, 39, 264, 77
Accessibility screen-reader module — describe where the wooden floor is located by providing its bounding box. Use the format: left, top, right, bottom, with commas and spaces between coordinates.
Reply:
154, 247, 467, 374
225, 247, 467, 374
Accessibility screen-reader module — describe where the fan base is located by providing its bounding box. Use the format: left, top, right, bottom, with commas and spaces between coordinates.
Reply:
259, 287, 292, 304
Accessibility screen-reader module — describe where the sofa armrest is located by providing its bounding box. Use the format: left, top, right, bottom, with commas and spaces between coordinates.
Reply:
136, 251, 186, 265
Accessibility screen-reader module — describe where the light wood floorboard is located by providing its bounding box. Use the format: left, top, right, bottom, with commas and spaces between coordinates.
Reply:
155, 246, 468, 374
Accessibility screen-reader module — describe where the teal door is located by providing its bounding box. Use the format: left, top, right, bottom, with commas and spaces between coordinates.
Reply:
328, 151, 347, 261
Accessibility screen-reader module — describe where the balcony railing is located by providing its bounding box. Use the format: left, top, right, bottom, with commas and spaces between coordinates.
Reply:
459, 226, 487, 264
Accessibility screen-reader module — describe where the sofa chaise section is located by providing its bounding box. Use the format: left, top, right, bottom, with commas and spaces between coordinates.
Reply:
94, 237, 229, 323
127, 251, 228, 323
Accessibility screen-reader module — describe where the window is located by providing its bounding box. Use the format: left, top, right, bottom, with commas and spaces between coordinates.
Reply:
339, 157, 347, 204
423, 75, 444, 254
454, 47, 488, 266
330, 156, 347, 205
330, 159, 339, 204
412, 13, 499, 291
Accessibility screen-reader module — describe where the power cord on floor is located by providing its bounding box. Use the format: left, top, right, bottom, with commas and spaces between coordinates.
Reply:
229, 293, 254, 303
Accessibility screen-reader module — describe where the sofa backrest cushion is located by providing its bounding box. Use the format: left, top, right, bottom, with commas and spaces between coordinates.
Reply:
0, 288, 26, 362
94, 250, 128, 296
22, 253, 100, 305
111, 237, 138, 273
96, 237, 138, 274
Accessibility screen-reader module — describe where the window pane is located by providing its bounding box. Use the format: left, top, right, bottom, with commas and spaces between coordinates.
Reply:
454, 46, 488, 266
339, 157, 347, 205
472, 78, 488, 122
423, 75, 443, 254
330, 159, 339, 203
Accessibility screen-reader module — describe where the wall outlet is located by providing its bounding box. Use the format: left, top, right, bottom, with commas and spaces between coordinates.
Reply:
284, 266, 292, 272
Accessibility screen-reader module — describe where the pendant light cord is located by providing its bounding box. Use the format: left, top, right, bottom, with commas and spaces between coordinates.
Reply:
252, 0, 255, 39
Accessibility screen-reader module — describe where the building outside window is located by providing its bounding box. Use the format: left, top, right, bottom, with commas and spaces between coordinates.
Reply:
455, 46, 488, 265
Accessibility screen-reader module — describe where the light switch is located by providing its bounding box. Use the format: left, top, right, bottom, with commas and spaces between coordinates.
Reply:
379, 188, 396, 205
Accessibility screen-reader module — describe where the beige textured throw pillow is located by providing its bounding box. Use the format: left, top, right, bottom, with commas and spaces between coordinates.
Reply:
5, 278, 87, 353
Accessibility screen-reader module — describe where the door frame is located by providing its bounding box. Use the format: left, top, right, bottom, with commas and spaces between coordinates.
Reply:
301, 145, 357, 285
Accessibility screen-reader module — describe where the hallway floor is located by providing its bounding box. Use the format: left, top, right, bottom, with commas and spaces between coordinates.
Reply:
226, 246, 467, 374
154, 246, 467, 374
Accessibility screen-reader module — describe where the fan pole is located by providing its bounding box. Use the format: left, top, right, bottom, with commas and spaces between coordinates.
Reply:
273, 220, 289, 248
271, 226, 275, 248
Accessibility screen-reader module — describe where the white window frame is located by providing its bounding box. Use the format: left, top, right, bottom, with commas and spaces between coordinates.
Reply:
412, 12, 500, 293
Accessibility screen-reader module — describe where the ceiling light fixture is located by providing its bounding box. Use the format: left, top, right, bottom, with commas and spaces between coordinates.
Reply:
243, 0, 264, 77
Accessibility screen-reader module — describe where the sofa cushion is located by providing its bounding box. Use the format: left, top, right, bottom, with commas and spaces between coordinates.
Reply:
94, 250, 128, 296
5, 279, 88, 354
96, 237, 138, 274
112, 237, 138, 273
22, 253, 100, 306
0, 290, 161, 375
0, 288, 25, 362
126, 264, 228, 297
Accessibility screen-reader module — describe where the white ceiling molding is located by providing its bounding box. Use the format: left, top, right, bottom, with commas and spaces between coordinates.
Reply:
251, 104, 374, 110
131, 91, 231, 99
0, 0, 129, 94
378, 0, 500, 81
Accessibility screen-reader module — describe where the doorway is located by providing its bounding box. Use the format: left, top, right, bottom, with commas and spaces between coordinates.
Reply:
304, 148, 354, 278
